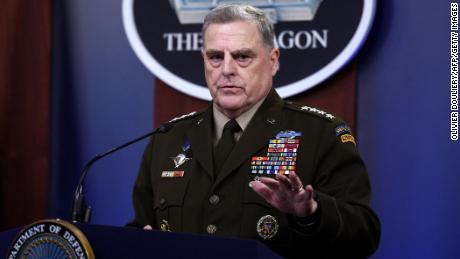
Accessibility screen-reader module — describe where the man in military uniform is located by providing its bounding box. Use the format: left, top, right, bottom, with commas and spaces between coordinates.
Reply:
130, 4, 380, 258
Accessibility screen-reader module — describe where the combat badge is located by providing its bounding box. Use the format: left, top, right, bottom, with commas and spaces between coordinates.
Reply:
171, 154, 191, 168
170, 139, 192, 168
256, 215, 279, 240
275, 130, 302, 139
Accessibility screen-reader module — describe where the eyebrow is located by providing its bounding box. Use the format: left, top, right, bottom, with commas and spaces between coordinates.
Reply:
205, 49, 222, 56
204, 48, 256, 57
231, 49, 256, 58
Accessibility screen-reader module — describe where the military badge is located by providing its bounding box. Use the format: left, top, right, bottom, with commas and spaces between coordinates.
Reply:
170, 139, 192, 168
340, 134, 356, 145
171, 153, 191, 168
160, 219, 171, 232
275, 130, 302, 139
169, 111, 197, 122
181, 139, 191, 152
334, 124, 352, 136
333, 124, 356, 145
161, 171, 185, 178
256, 215, 279, 240
300, 106, 335, 120
266, 118, 276, 125
251, 130, 301, 175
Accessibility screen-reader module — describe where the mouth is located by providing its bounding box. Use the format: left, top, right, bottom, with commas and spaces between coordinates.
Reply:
217, 85, 243, 94
219, 85, 239, 89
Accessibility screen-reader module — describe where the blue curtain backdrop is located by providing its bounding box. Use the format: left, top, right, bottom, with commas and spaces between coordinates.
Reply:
49, 0, 153, 225
357, 1, 459, 258
49, 0, 460, 258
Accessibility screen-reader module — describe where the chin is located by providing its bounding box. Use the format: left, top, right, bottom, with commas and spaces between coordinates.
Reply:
216, 97, 245, 113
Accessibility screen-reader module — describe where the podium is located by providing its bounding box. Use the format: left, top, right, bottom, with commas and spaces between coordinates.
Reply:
0, 223, 282, 258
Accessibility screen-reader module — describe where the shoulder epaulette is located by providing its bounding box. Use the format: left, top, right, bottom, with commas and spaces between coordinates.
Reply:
284, 101, 336, 121
168, 110, 203, 123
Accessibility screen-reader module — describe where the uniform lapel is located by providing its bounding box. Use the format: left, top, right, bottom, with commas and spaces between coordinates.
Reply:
213, 89, 284, 189
186, 106, 215, 179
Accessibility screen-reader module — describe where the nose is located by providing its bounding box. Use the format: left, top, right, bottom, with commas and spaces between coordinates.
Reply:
222, 54, 236, 76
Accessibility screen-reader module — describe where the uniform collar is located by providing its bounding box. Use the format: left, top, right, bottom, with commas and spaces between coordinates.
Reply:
211, 88, 285, 189
212, 97, 265, 144
186, 88, 284, 184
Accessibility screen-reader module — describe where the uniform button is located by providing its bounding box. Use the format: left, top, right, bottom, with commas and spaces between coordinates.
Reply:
206, 224, 217, 234
159, 198, 166, 206
209, 194, 220, 205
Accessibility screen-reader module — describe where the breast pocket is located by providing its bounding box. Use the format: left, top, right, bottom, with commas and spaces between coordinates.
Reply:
240, 183, 273, 237
153, 177, 190, 232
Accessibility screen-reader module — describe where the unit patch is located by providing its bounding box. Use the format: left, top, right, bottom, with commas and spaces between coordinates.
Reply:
334, 124, 352, 136
251, 130, 301, 175
334, 124, 356, 145
340, 134, 356, 145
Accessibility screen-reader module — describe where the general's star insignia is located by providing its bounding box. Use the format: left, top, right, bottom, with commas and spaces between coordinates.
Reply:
301, 106, 335, 119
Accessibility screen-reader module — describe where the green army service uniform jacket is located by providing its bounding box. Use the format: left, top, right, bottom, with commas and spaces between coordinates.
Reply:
130, 89, 380, 258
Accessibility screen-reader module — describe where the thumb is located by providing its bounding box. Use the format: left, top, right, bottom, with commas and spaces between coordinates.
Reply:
143, 224, 153, 230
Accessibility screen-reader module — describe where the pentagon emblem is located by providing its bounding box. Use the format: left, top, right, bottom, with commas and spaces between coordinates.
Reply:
7, 219, 95, 259
256, 215, 279, 240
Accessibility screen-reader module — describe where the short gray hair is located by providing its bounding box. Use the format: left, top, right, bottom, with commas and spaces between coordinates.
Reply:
202, 4, 275, 50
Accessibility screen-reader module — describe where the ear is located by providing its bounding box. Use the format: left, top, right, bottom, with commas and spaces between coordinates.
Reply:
269, 48, 280, 76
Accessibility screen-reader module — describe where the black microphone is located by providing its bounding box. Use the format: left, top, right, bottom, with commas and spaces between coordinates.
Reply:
71, 122, 173, 223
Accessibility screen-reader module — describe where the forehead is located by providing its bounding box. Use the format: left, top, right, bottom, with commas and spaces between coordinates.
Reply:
203, 21, 263, 50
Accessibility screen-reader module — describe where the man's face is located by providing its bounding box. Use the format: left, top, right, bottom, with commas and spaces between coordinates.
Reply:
202, 21, 279, 118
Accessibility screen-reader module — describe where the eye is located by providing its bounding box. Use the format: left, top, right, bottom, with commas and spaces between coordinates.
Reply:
210, 55, 220, 60
234, 54, 252, 66
206, 53, 223, 67
236, 54, 250, 62
208, 54, 223, 61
